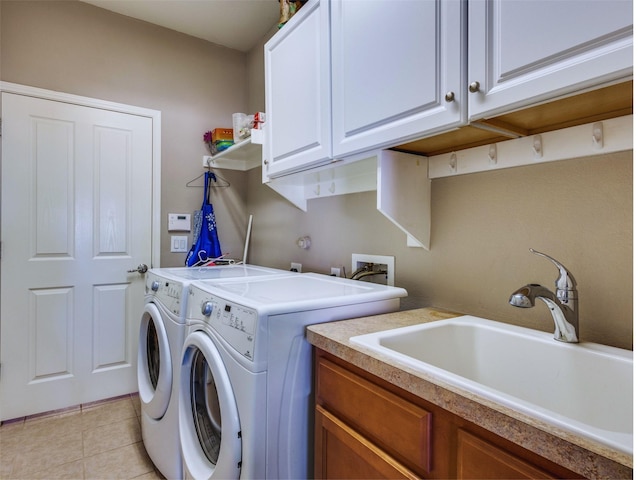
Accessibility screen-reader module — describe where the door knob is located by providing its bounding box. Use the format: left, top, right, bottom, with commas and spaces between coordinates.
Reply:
127, 264, 148, 274
468, 81, 481, 93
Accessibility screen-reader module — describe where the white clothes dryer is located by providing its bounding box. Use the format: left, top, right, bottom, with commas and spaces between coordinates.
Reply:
178, 273, 407, 479
138, 265, 290, 479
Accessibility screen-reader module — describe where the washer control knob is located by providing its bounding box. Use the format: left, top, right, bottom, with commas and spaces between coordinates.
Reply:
201, 301, 214, 316
151, 281, 160, 292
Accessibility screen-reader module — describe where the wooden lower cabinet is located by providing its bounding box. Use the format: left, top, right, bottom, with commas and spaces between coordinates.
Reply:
314, 350, 581, 479
457, 429, 554, 479
315, 406, 421, 479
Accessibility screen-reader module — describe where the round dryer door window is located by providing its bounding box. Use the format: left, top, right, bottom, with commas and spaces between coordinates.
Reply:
137, 302, 172, 419
191, 349, 223, 463
179, 331, 242, 480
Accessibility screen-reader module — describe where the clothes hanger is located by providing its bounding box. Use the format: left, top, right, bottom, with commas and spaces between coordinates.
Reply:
186, 170, 231, 188
192, 251, 234, 267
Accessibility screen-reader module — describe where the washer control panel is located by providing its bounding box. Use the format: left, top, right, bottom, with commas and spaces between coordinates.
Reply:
145, 273, 183, 315
189, 287, 258, 361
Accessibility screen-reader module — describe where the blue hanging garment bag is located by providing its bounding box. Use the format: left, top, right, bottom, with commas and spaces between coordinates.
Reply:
185, 172, 223, 266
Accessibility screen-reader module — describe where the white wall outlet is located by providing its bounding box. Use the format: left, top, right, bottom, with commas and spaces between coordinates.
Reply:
351, 254, 395, 286
290, 262, 302, 272
171, 235, 189, 253
330, 267, 342, 277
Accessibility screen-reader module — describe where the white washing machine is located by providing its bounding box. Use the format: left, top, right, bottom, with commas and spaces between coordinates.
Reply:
178, 273, 408, 479
138, 265, 290, 479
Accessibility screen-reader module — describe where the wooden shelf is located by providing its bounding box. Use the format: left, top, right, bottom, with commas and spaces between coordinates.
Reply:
395, 80, 632, 157
428, 114, 632, 178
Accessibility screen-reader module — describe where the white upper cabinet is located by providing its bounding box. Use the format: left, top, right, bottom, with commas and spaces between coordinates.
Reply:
467, 0, 633, 121
262, 0, 632, 183
263, 0, 332, 180
263, 0, 465, 179
331, 0, 465, 159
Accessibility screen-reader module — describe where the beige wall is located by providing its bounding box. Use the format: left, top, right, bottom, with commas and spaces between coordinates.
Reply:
1, 1, 633, 350
244, 153, 633, 349
1, 0, 252, 266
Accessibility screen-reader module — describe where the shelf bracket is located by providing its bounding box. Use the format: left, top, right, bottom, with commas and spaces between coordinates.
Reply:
377, 150, 431, 250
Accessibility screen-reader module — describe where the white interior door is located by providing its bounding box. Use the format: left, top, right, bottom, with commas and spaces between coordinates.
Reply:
1, 91, 154, 420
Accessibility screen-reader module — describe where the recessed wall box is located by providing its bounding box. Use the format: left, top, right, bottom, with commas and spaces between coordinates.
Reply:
168, 213, 191, 232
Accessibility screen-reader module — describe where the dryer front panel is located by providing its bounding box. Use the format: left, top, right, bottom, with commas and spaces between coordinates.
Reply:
138, 302, 172, 419
180, 331, 242, 480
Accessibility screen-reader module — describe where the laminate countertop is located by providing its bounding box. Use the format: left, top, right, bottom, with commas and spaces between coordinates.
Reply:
306, 307, 632, 479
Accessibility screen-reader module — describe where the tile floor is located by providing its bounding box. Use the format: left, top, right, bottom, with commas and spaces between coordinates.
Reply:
0, 394, 165, 479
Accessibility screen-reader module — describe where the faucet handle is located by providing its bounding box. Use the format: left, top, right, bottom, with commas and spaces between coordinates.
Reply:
529, 248, 577, 292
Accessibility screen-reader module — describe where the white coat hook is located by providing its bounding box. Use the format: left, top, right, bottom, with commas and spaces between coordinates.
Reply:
592, 122, 604, 149
532, 135, 543, 159
328, 181, 336, 194
314, 173, 321, 196
449, 152, 458, 173
488, 144, 497, 165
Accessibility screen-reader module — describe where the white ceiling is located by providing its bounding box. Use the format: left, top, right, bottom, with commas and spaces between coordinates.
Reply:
81, 0, 280, 52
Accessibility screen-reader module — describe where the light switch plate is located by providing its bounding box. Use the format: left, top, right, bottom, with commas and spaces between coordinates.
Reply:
170, 235, 189, 253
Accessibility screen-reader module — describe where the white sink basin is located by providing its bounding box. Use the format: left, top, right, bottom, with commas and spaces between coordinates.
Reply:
350, 315, 633, 455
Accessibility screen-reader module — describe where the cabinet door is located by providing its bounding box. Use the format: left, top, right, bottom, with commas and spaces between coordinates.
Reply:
263, 0, 332, 180
331, 0, 465, 159
315, 405, 421, 480
457, 430, 555, 479
316, 356, 433, 476
467, 0, 633, 120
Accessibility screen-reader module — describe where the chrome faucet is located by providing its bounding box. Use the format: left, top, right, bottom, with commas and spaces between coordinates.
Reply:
509, 249, 579, 343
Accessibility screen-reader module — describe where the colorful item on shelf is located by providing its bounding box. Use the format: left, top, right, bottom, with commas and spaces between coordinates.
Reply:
204, 128, 234, 155
253, 112, 265, 130
278, 0, 308, 28
233, 113, 253, 143
210, 140, 234, 154
211, 128, 233, 141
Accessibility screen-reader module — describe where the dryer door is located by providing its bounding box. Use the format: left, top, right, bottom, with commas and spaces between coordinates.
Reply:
137, 302, 172, 419
180, 331, 242, 480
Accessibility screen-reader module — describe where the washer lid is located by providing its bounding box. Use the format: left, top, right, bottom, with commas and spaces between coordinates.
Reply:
193, 273, 407, 314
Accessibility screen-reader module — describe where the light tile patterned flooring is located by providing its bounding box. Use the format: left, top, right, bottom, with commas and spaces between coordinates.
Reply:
0, 394, 164, 479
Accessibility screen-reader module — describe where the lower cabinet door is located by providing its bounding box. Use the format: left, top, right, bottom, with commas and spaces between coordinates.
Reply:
456, 429, 555, 479
315, 406, 421, 480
